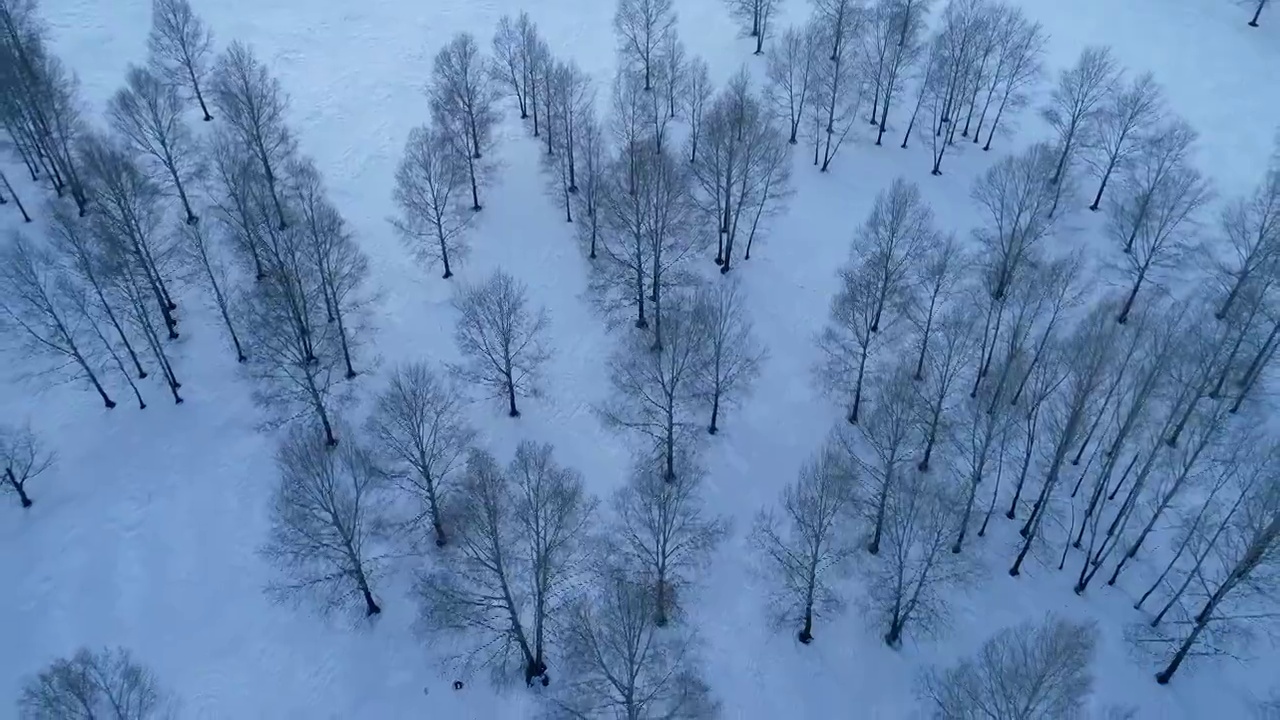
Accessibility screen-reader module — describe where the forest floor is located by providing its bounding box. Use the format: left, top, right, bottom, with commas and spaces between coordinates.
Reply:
2, 0, 1278, 717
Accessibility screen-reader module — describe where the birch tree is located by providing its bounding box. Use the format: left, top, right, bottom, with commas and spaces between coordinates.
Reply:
451, 269, 551, 417
727, 0, 781, 54
1043, 45, 1119, 188
611, 458, 727, 626
765, 22, 820, 145
551, 571, 718, 719
211, 41, 296, 230
0, 423, 53, 509
868, 468, 973, 647
1213, 148, 1280, 320
18, 646, 173, 720
261, 424, 388, 617
180, 219, 245, 363
1082, 71, 1165, 212
852, 370, 922, 555
920, 615, 1099, 719
417, 443, 597, 686
750, 440, 858, 644
975, 8, 1045, 153
366, 362, 477, 549
865, 0, 929, 147
600, 298, 708, 480
392, 124, 472, 279
108, 65, 204, 225
0, 232, 116, 408
430, 32, 501, 212
147, 0, 215, 121
614, 0, 677, 91
693, 279, 765, 434
971, 142, 1058, 302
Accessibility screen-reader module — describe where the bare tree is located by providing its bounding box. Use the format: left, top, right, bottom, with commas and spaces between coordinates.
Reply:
913, 0, 995, 176
907, 233, 967, 382
80, 134, 181, 340
46, 202, 149, 380
0, 6, 91, 213
868, 468, 973, 647
852, 370, 922, 555
430, 32, 501, 212
550, 570, 718, 719
683, 57, 712, 163
975, 8, 1045, 153
571, 110, 606, 259
0, 232, 116, 408
1153, 447, 1280, 684
18, 646, 173, 720
242, 239, 344, 445
417, 442, 597, 686
451, 269, 551, 417
865, 0, 929, 147
366, 362, 477, 548
691, 69, 792, 272
491, 12, 534, 120
765, 23, 820, 145
750, 439, 858, 643
1043, 45, 1119, 189
819, 180, 931, 423
610, 457, 727, 626
727, 0, 781, 54
692, 278, 764, 435
1082, 71, 1164, 212
1010, 306, 1116, 577
1213, 148, 1280, 320
596, 138, 706, 337
286, 157, 370, 378
920, 615, 1099, 719
658, 34, 687, 120
809, 3, 870, 172
912, 311, 976, 471
0, 423, 52, 508
599, 298, 708, 480
392, 124, 472, 279
180, 219, 245, 363
951, 376, 1013, 553
614, 0, 676, 91
108, 64, 204, 225
211, 41, 296, 230
971, 142, 1058, 302
1112, 181, 1212, 325
261, 423, 387, 617
147, 0, 214, 121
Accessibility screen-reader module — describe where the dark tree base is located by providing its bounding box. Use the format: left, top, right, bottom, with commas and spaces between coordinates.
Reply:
1009, 567, 1020, 577
798, 631, 813, 644
105, 399, 118, 409
708, 426, 717, 435
509, 409, 521, 418
20, 496, 32, 508
203, 115, 214, 122
345, 371, 358, 380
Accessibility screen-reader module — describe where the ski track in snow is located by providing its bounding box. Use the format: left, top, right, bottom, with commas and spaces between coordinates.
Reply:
2, 0, 1277, 717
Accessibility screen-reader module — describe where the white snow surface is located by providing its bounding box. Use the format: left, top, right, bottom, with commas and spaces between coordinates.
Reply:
2, 0, 1278, 717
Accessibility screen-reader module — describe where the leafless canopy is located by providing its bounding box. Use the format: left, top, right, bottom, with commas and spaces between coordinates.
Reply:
146, 0, 215, 121
450, 269, 552, 417
260, 423, 388, 618
366, 361, 477, 549
0, 422, 53, 508
920, 615, 1099, 720
416, 442, 597, 687
549, 570, 718, 719
610, 456, 728, 626
18, 646, 173, 720
750, 438, 858, 643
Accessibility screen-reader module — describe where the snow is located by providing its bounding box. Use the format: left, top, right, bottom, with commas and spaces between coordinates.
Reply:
2, 0, 1277, 717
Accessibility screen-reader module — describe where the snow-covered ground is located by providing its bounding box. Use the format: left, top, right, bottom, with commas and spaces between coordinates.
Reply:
2, 0, 1277, 717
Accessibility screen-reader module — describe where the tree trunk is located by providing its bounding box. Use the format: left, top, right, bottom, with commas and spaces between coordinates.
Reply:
507, 380, 520, 417
798, 602, 814, 644
362, 586, 381, 616
1250, 0, 1264, 26
849, 345, 869, 424
1155, 617, 1207, 684
708, 391, 720, 434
